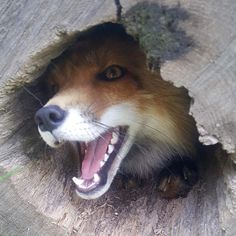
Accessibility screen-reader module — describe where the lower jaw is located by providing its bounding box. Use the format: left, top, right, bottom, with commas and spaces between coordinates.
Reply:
73, 126, 131, 199
75, 180, 111, 199
74, 160, 115, 200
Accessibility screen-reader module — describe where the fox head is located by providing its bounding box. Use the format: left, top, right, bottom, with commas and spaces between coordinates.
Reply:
35, 23, 197, 199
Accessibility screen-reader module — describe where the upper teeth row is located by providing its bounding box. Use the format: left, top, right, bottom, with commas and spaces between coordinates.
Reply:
100, 131, 118, 168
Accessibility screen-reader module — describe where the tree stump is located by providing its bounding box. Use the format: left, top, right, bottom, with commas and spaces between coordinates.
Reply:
0, 1, 235, 235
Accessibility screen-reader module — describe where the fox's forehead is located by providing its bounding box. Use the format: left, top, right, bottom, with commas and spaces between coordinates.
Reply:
66, 40, 138, 68
51, 34, 144, 73
47, 47, 142, 88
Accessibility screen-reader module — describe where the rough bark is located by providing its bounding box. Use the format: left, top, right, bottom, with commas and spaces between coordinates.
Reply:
0, 0, 235, 236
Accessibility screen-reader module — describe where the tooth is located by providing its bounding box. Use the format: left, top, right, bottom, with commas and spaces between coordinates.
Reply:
100, 160, 105, 168
111, 133, 118, 145
93, 173, 100, 183
108, 144, 114, 154
72, 177, 84, 186
104, 154, 109, 162
114, 127, 119, 133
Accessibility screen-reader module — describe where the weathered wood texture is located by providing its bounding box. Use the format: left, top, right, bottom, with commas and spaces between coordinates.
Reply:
121, 0, 236, 154
0, 0, 235, 236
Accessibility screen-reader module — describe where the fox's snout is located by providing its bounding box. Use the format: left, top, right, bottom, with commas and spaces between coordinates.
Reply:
35, 105, 66, 132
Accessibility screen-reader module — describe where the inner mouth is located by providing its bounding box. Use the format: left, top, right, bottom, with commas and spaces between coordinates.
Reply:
72, 127, 128, 194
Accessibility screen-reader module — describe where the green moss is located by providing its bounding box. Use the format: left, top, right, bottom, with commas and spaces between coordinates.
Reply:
0, 167, 23, 182
121, 2, 192, 68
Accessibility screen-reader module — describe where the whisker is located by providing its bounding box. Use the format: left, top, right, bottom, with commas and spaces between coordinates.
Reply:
94, 119, 172, 144
88, 103, 108, 115
93, 121, 112, 130
94, 119, 183, 159
91, 128, 107, 142
23, 86, 44, 106
43, 143, 49, 159
87, 99, 118, 115
93, 121, 167, 154
85, 101, 96, 115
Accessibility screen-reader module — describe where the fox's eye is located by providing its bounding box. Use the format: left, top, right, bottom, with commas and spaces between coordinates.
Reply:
100, 65, 126, 81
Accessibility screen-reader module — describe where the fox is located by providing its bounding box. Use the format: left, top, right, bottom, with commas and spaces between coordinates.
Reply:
35, 23, 199, 200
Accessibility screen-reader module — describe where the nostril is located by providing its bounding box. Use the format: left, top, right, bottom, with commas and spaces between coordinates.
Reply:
49, 111, 64, 123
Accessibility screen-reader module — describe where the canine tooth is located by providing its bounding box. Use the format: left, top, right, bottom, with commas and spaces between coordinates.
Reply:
72, 177, 84, 186
108, 144, 114, 154
104, 154, 109, 162
100, 160, 105, 168
114, 127, 119, 132
93, 173, 100, 183
111, 133, 118, 145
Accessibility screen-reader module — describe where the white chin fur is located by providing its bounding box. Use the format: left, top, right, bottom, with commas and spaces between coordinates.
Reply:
38, 128, 60, 148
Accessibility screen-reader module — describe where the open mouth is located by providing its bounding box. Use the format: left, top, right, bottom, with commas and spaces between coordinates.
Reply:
72, 126, 128, 197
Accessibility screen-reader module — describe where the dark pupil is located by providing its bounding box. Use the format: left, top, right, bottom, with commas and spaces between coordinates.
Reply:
106, 67, 120, 79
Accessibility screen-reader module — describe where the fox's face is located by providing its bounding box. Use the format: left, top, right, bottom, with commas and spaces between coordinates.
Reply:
35, 24, 153, 199
35, 23, 197, 199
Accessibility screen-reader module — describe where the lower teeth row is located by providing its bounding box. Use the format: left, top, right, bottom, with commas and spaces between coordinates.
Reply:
72, 173, 100, 188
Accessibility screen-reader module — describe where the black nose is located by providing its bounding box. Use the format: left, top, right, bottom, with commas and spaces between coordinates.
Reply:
35, 105, 66, 132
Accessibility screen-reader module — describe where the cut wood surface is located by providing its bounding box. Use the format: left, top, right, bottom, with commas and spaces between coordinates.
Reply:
0, 0, 235, 235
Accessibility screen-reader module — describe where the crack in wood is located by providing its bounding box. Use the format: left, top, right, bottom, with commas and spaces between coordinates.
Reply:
114, 0, 122, 21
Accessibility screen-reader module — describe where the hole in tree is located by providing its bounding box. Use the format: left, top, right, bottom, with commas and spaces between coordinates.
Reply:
1, 3, 230, 233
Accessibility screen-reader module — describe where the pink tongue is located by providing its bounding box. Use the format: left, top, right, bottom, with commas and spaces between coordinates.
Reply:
81, 132, 112, 180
